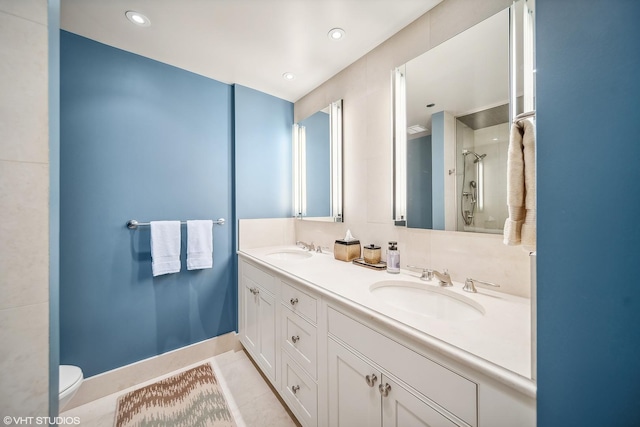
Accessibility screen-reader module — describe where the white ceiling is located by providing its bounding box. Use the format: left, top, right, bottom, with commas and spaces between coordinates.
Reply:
61, 0, 443, 102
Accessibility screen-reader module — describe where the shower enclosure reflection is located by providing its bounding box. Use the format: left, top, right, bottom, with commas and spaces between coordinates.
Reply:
393, 4, 524, 233
456, 107, 510, 233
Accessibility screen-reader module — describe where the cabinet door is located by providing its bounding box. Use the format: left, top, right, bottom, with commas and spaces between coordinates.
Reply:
328, 338, 382, 427
257, 287, 276, 381
382, 376, 460, 427
241, 276, 260, 355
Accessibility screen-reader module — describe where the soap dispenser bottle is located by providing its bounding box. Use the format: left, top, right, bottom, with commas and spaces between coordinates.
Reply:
386, 241, 400, 274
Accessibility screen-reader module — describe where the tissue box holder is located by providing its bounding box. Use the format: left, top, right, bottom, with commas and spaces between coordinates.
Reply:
334, 239, 361, 262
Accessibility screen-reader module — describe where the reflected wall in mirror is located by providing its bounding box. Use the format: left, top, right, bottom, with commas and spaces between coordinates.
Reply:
292, 99, 343, 222
393, 0, 535, 233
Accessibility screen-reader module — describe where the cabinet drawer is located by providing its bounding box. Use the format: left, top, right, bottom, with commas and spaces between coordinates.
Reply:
282, 307, 317, 379
281, 281, 317, 323
328, 307, 477, 427
281, 351, 318, 427
242, 261, 276, 294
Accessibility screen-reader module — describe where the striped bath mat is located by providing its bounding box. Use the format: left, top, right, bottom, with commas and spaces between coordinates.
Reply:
114, 363, 236, 427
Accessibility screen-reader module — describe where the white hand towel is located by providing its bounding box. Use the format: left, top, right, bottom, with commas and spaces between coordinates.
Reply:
187, 220, 213, 270
150, 221, 181, 276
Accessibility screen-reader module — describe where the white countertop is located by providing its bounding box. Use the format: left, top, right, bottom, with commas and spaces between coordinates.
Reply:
238, 245, 536, 397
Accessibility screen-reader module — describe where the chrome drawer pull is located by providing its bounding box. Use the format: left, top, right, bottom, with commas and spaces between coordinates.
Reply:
291, 335, 300, 343
365, 374, 377, 387
379, 383, 391, 397
290, 297, 299, 305
291, 385, 300, 394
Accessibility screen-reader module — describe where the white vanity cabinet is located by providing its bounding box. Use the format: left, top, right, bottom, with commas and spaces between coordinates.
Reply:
279, 280, 319, 427
239, 260, 277, 383
328, 307, 476, 427
328, 338, 460, 427
237, 253, 535, 427
238, 258, 320, 427
326, 305, 535, 427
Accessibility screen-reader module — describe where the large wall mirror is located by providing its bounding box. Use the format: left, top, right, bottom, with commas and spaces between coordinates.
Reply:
393, 0, 535, 233
293, 99, 343, 222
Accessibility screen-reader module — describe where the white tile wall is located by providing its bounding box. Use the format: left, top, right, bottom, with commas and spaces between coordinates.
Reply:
0, 0, 50, 417
0, 0, 47, 25
0, 161, 49, 309
0, 303, 50, 416
238, 218, 296, 250
0, 12, 49, 163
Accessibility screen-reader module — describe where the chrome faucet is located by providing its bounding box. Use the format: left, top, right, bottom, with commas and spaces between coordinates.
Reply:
463, 278, 500, 293
296, 241, 315, 251
406, 265, 452, 287
432, 269, 453, 287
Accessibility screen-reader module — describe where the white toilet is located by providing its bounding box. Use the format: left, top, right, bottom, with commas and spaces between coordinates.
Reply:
59, 365, 83, 411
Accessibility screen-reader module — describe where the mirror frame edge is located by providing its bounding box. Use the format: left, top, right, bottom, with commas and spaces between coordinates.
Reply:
392, 67, 407, 226
292, 99, 344, 223
392, 3, 522, 232
330, 99, 344, 223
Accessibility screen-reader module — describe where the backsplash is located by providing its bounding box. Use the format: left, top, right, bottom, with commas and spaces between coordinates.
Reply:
238, 218, 530, 298
237, 218, 296, 250
294, 219, 531, 298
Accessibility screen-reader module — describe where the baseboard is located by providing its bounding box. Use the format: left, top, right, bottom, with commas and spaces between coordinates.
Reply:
64, 332, 241, 411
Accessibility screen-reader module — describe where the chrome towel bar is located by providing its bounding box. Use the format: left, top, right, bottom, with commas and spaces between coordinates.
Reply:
126, 218, 225, 230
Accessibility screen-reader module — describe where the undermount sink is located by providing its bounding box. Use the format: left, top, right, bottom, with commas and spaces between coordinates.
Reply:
370, 280, 484, 321
266, 250, 312, 261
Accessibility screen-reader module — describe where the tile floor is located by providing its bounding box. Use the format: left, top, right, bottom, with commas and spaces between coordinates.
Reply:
61, 349, 299, 427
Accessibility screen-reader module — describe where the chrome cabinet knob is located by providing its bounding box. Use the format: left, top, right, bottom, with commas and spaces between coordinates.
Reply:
291, 385, 300, 394
290, 297, 299, 305
406, 265, 434, 281
291, 335, 300, 343
365, 374, 378, 387
249, 287, 259, 295
379, 383, 391, 397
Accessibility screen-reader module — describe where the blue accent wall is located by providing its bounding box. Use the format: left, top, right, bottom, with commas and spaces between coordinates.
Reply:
407, 135, 432, 229
234, 85, 293, 220
537, 1, 640, 425
60, 32, 235, 377
301, 111, 330, 217
431, 112, 445, 229
48, 0, 60, 417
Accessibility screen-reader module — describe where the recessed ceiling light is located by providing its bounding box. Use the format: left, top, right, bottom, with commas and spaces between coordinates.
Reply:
282, 72, 295, 81
125, 11, 151, 27
328, 28, 346, 41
